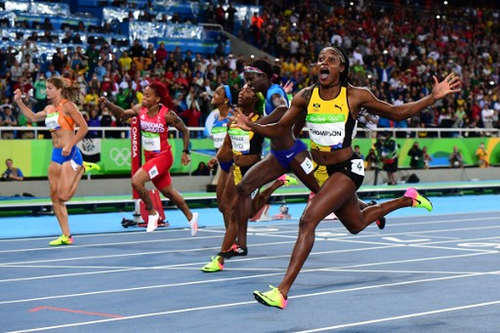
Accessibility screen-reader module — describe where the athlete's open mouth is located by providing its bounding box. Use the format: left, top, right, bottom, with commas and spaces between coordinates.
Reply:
319, 68, 330, 80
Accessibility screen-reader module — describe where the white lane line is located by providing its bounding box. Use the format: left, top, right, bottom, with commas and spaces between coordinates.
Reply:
409, 244, 498, 253
0, 235, 224, 254
0, 264, 135, 270
6, 271, 500, 333
0, 249, 494, 305
1, 215, 499, 253
383, 236, 430, 243
330, 238, 401, 246
0, 245, 400, 283
419, 235, 500, 246
0, 240, 296, 266
338, 224, 500, 240
0, 267, 147, 283
0, 227, 194, 242
296, 299, 500, 332
0, 271, 283, 305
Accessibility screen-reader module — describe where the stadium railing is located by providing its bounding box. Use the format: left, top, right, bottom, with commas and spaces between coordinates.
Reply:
1, 126, 498, 139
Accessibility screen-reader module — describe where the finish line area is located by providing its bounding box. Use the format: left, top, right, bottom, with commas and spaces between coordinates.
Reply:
1, 195, 500, 332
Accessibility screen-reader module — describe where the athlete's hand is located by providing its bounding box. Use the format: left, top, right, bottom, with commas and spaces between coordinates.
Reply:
181, 152, 191, 166
13, 89, 23, 103
62, 144, 72, 156
282, 80, 294, 94
207, 158, 218, 169
230, 108, 252, 131
98, 96, 109, 106
431, 73, 461, 100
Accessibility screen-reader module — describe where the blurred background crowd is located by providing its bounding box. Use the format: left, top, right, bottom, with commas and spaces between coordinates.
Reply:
0, 0, 498, 140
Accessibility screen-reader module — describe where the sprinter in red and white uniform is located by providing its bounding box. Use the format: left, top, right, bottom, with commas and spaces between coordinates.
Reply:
100, 82, 198, 235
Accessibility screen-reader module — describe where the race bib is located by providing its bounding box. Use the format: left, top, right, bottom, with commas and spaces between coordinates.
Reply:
148, 165, 159, 179
229, 128, 251, 153
45, 112, 60, 130
306, 114, 346, 147
300, 157, 314, 174
211, 126, 227, 149
142, 132, 161, 151
351, 159, 365, 176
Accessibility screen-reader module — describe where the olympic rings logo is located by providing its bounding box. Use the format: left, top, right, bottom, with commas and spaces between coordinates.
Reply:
110, 147, 131, 167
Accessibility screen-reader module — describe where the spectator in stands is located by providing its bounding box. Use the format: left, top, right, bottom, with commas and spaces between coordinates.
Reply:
87, 106, 101, 138
0, 104, 17, 139
250, 12, 264, 43
119, 51, 132, 72
155, 42, 168, 63
475, 143, 489, 168
408, 142, 424, 169
51, 48, 67, 74
42, 17, 53, 31
215, 3, 226, 27
449, 146, 464, 168
1, 158, 23, 181
34, 73, 47, 112
226, 3, 237, 33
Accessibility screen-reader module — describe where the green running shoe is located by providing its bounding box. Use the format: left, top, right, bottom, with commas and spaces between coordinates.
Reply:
83, 161, 100, 173
49, 234, 73, 246
253, 285, 287, 309
201, 256, 223, 272
404, 187, 433, 212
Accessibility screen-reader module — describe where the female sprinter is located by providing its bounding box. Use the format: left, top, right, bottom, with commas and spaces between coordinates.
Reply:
206, 84, 237, 227
201, 84, 308, 272
235, 46, 461, 308
99, 82, 198, 235
206, 84, 295, 261
14, 77, 88, 246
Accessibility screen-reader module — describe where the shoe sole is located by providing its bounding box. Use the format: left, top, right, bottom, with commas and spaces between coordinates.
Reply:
201, 268, 222, 273
253, 292, 282, 309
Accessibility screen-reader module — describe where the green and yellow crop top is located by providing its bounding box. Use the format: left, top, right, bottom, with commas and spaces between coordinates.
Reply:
306, 85, 356, 151
228, 114, 264, 156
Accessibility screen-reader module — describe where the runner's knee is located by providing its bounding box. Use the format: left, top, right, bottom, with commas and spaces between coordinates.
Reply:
346, 222, 363, 235
235, 182, 253, 197
298, 215, 317, 235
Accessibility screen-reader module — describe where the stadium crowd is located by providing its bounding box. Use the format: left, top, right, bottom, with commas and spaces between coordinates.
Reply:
0, 1, 499, 140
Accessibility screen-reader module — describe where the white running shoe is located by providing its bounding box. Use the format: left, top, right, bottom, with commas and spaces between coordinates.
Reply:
189, 212, 198, 236
146, 211, 159, 232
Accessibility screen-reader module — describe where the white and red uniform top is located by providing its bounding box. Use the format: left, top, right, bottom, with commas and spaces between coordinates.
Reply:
139, 104, 171, 160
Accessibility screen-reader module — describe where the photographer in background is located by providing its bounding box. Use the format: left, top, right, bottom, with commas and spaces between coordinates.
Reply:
2, 158, 24, 181
375, 132, 399, 185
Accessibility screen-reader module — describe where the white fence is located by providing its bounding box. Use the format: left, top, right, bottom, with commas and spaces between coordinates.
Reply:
0, 126, 498, 139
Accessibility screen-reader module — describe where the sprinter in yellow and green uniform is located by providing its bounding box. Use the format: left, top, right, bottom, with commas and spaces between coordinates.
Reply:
234, 46, 461, 308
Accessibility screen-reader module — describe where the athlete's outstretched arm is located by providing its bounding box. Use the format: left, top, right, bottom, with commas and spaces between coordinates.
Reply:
13, 89, 47, 122
165, 110, 191, 165
98, 97, 139, 121
233, 88, 308, 138
357, 73, 461, 121
255, 93, 288, 125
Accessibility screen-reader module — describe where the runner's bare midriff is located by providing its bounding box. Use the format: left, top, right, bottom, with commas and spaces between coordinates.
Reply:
50, 129, 75, 149
234, 154, 260, 168
311, 146, 353, 165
